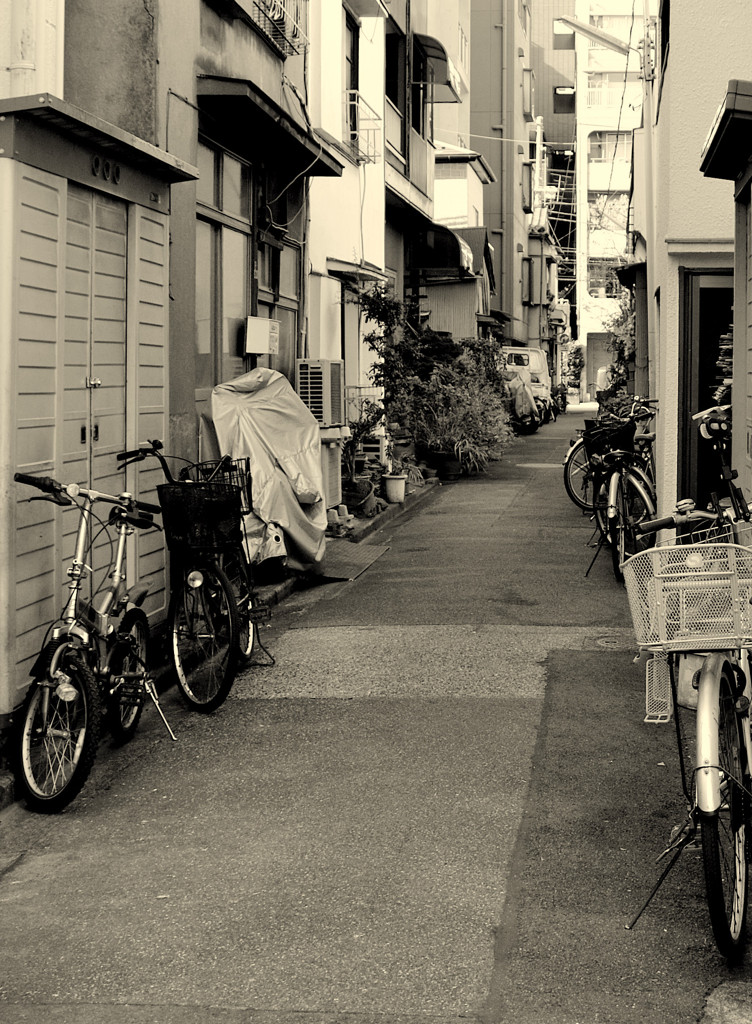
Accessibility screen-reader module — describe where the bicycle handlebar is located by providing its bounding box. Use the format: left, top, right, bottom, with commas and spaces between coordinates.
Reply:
637, 509, 718, 534
14, 472, 72, 505
14, 473, 161, 516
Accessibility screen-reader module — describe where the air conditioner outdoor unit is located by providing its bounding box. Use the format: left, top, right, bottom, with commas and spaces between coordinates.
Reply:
295, 359, 345, 427
320, 442, 343, 509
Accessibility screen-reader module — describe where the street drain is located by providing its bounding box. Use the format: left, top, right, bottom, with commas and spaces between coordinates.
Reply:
595, 634, 630, 649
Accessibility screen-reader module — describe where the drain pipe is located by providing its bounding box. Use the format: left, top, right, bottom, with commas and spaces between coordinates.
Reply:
9, 0, 65, 97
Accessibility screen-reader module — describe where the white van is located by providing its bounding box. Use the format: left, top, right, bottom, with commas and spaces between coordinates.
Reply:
500, 346, 551, 393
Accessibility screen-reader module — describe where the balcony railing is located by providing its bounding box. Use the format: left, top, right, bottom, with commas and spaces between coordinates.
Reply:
345, 91, 381, 164
246, 0, 308, 55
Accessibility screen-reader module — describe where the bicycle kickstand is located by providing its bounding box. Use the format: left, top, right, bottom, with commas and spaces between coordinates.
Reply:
585, 526, 606, 577
625, 818, 696, 931
144, 678, 178, 741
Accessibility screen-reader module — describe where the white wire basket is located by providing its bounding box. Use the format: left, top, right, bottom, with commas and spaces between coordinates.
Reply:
623, 525, 752, 651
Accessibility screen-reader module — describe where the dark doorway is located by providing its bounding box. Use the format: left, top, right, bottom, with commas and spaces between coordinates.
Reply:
678, 270, 734, 509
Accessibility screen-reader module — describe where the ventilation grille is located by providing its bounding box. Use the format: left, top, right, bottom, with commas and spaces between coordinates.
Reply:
295, 360, 345, 426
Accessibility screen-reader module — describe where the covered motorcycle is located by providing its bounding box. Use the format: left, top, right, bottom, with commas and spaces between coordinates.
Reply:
204, 368, 327, 571
505, 367, 540, 434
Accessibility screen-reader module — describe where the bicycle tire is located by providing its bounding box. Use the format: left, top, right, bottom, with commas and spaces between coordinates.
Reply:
700, 666, 749, 960
221, 545, 257, 659
108, 608, 149, 744
17, 646, 101, 813
609, 471, 656, 582
169, 563, 239, 712
563, 437, 595, 511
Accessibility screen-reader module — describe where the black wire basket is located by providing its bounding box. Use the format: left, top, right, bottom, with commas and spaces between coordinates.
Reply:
179, 458, 252, 516
582, 419, 636, 461
157, 482, 242, 552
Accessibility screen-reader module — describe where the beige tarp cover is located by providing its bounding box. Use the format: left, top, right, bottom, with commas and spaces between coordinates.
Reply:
208, 368, 327, 571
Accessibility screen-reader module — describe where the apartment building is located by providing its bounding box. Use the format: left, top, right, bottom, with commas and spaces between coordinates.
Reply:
0, 0, 498, 746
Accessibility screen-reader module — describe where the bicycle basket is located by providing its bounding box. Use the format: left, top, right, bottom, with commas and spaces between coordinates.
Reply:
180, 458, 252, 515
157, 482, 241, 552
582, 420, 636, 461
622, 540, 752, 650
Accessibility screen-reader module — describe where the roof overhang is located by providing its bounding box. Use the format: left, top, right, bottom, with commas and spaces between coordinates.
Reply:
414, 34, 462, 103
197, 76, 344, 178
326, 258, 388, 284
701, 80, 752, 182
0, 93, 198, 183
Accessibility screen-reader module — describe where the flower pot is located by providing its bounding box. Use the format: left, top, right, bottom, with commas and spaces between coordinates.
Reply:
383, 473, 407, 503
437, 456, 462, 482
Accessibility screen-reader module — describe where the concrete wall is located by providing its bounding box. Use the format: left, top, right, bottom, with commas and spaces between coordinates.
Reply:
651, 1, 743, 512
64, 0, 157, 142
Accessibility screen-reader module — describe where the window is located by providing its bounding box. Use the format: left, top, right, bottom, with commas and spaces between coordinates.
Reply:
588, 131, 631, 163
257, 243, 301, 381
195, 141, 253, 390
344, 10, 359, 143
411, 38, 433, 140
553, 86, 575, 114
587, 71, 641, 108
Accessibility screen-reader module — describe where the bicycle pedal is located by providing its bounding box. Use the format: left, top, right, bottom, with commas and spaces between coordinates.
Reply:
249, 604, 271, 623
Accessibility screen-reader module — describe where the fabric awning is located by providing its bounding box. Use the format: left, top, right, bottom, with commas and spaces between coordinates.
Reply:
412, 223, 473, 273
197, 76, 343, 178
414, 34, 462, 103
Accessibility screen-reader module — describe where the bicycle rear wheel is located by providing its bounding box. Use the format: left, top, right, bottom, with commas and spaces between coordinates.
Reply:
563, 437, 595, 510
108, 608, 148, 743
169, 563, 239, 712
700, 667, 749, 960
17, 646, 101, 813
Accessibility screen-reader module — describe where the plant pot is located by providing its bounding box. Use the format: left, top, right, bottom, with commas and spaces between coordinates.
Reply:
383, 473, 407, 503
436, 457, 462, 482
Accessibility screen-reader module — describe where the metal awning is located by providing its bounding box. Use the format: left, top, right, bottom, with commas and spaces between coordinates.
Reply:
197, 76, 344, 177
701, 79, 752, 182
414, 34, 462, 103
326, 258, 388, 283
0, 93, 198, 182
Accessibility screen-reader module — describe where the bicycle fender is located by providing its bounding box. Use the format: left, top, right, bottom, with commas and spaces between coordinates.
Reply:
695, 653, 728, 814
125, 582, 150, 608
607, 469, 620, 520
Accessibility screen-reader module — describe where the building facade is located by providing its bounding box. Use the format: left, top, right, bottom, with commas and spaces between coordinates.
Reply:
0, 0, 505, 748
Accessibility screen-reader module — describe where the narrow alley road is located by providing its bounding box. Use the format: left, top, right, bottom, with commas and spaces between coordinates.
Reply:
1, 410, 750, 1023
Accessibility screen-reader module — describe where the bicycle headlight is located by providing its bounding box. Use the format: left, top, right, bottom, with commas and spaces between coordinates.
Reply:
187, 570, 204, 589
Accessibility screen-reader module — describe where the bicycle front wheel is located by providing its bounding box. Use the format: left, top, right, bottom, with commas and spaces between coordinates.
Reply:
609, 471, 656, 582
563, 437, 595, 510
221, 545, 257, 660
169, 563, 239, 712
17, 647, 101, 813
700, 667, 749, 960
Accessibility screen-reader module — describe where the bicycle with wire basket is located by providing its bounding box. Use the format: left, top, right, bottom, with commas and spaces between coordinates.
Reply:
563, 397, 657, 519
570, 402, 658, 582
117, 441, 271, 713
13, 469, 176, 813
622, 405, 752, 960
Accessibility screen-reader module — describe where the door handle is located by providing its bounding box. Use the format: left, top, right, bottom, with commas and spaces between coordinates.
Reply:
93, 424, 99, 442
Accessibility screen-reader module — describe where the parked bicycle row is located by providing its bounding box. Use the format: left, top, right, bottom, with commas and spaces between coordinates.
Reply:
563, 396, 752, 961
562, 396, 659, 582
13, 442, 271, 814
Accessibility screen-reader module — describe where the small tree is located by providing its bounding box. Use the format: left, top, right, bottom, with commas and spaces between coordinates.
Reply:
566, 346, 585, 390
603, 292, 635, 391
